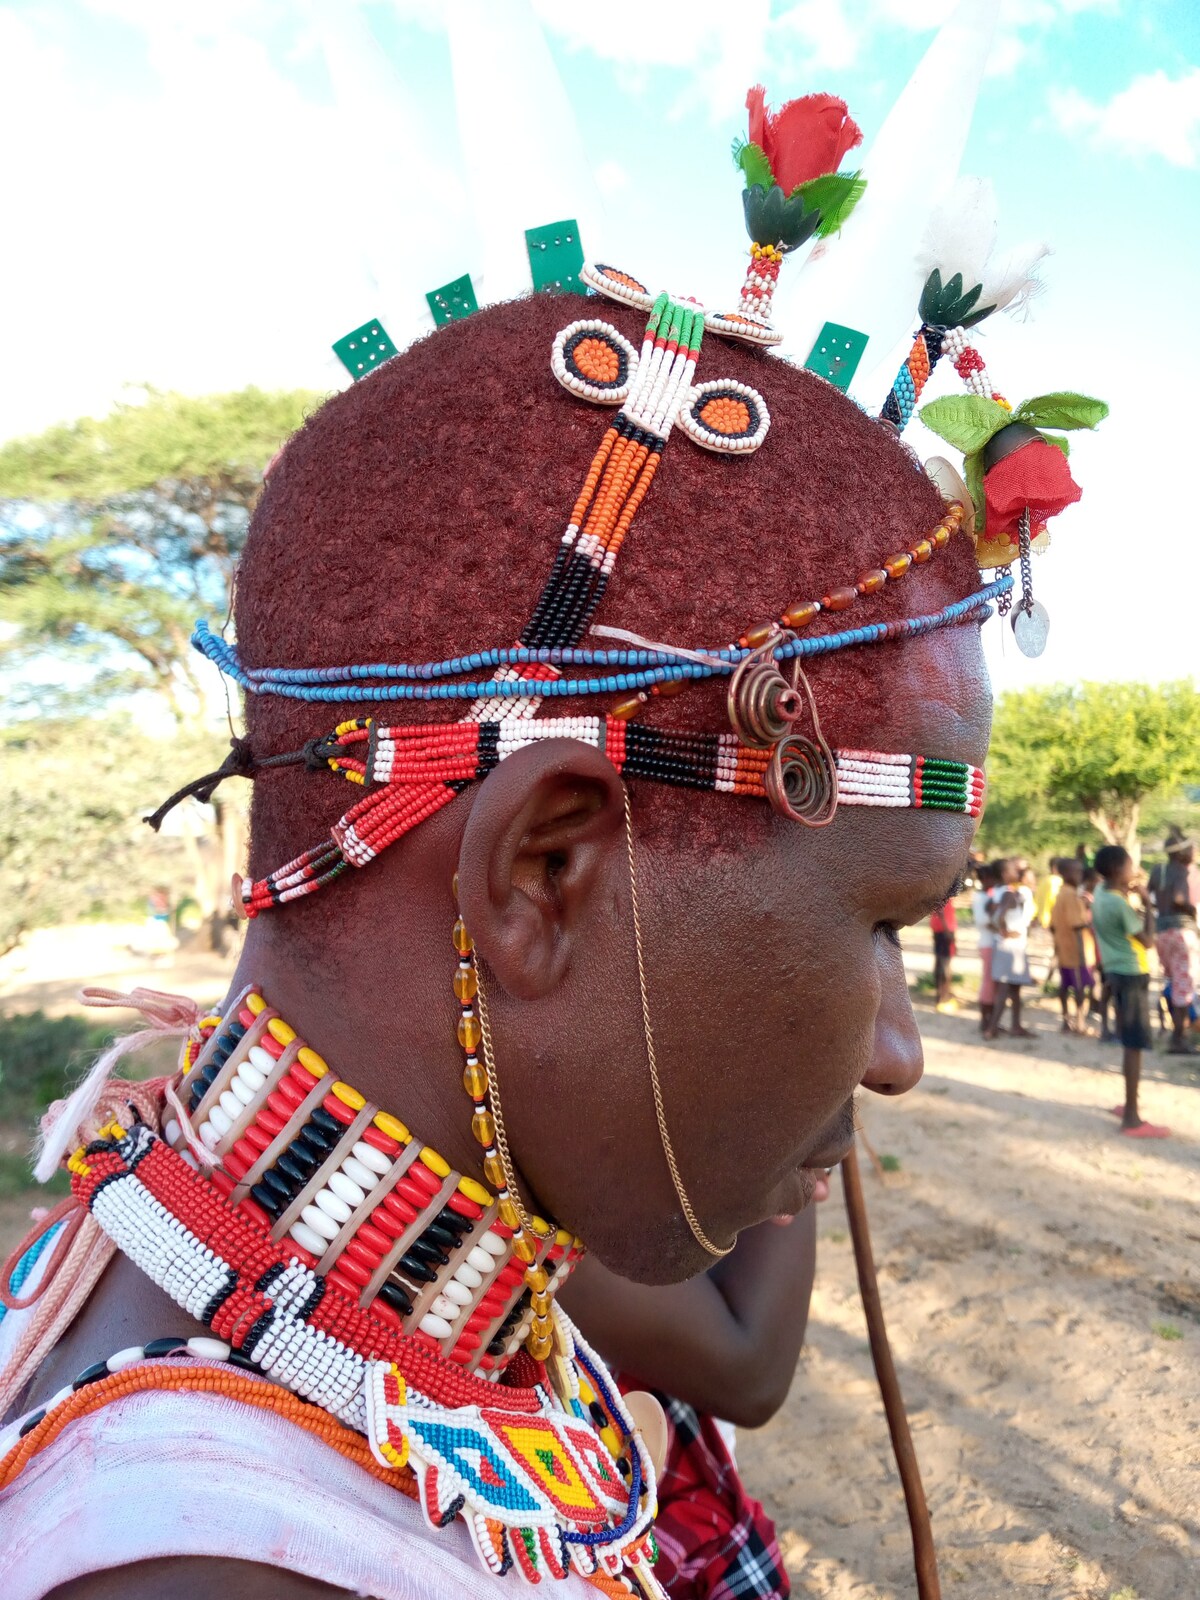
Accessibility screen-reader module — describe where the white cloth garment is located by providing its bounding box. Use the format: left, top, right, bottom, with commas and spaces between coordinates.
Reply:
971, 888, 994, 951
0, 1360, 594, 1599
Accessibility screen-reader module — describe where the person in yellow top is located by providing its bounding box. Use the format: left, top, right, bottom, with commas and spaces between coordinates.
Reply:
1091, 846, 1169, 1138
1033, 857, 1063, 929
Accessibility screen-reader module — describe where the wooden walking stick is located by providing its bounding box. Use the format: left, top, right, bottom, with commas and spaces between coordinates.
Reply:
842, 1139, 941, 1600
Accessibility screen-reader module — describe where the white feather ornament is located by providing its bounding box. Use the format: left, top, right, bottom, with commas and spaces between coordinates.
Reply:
920, 177, 1048, 318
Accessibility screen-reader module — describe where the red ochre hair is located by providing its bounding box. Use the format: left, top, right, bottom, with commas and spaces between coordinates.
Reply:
235, 292, 979, 878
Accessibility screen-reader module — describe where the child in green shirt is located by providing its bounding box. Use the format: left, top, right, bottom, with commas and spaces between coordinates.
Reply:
1092, 846, 1169, 1138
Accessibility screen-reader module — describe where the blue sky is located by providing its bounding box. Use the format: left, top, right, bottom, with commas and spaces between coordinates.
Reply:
2, 0, 1198, 694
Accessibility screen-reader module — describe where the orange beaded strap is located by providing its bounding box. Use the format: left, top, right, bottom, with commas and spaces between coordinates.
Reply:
0, 1360, 412, 1495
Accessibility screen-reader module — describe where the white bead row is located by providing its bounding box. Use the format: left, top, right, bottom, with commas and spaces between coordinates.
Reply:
417, 1226, 507, 1342
195, 1043, 275, 1149
288, 1135, 392, 1260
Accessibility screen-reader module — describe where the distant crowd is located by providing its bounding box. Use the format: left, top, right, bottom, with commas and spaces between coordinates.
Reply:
930, 828, 1198, 1139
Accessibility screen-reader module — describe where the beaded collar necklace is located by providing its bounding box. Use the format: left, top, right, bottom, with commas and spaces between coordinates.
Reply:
166, 983, 576, 1371
59, 983, 669, 1589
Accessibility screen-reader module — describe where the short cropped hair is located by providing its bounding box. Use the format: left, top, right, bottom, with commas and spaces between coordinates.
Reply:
1094, 845, 1130, 881
236, 293, 980, 880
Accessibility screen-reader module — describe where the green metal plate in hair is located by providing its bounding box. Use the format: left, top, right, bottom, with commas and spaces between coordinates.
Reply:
804, 322, 868, 392
426, 273, 479, 326
332, 319, 399, 381
525, 219, 584, 294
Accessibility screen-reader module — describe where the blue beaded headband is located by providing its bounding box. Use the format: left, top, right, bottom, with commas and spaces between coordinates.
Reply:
192, 575, 1009, 706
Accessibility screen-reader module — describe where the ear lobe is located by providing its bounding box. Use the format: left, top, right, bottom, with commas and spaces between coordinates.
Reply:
456, 739, 626, 1002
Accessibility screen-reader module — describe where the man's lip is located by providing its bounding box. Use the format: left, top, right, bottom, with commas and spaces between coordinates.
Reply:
800, 1138, 854, 1171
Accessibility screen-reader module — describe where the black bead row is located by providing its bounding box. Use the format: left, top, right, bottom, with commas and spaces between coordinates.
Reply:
187, 1018, 247, 1113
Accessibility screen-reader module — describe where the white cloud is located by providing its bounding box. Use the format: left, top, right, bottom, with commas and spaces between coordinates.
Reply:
772, 0, 861, 73
537, 0, 771, 122
594, 159, 631, 196
1052, 67, 1200, 167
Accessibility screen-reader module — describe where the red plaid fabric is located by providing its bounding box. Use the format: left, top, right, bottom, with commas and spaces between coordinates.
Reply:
619, 1382, 790, 1599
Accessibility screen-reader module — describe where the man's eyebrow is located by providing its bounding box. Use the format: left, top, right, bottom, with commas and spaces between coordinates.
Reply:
907, 867, 968, 922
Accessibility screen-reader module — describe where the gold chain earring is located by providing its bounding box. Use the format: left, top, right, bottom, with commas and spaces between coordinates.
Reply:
624, 789, 732, 1259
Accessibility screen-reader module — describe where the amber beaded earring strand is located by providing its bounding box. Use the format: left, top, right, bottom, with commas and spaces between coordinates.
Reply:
453, 883, 558, 1360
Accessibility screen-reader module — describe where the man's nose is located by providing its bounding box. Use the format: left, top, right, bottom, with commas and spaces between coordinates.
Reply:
861, 977, 924, 1097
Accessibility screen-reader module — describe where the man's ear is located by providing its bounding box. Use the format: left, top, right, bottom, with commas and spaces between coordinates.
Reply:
456, 738, 626, 1001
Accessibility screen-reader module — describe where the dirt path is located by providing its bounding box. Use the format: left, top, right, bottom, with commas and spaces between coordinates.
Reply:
743, 1001, 1200, 1600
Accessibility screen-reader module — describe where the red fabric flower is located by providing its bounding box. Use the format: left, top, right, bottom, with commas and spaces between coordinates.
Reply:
984, 437, 1082, 537
746, 87, 862, 193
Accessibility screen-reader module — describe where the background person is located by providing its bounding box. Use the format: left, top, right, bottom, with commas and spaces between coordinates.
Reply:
971, 862, 999, 1034
1050, 858, 1091, 1032
930, 898, 958, 1013
1149, 825, 1198, 1055
1092, 845, 1169, 1138
985, 858, 1035, 1040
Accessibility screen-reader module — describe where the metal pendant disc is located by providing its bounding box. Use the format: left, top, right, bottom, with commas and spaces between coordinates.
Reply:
1012, 599, 1050, 658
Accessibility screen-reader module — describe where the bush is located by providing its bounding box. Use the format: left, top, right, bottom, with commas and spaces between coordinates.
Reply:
0, 1011, 116, 1129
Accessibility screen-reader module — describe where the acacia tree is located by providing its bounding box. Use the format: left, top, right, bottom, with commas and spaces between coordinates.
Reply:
0, 716, 228, 955
0, 387, 322, 941
985, 682, 1200, 862
0, 387, 320, 716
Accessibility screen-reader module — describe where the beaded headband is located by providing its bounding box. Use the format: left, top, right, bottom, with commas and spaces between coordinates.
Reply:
170, 83, 1109, 913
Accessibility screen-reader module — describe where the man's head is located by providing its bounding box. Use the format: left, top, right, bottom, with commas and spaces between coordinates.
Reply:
995, 857, 1019, 886
977, 862, 997, 891
233, 293, 991, 1281
1095, 844, 1134, 889
1061, 858, 1083, 889
1165, 826, 1194, 864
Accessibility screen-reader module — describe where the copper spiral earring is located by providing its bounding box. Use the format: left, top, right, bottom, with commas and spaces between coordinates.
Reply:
728, 630, 838, 826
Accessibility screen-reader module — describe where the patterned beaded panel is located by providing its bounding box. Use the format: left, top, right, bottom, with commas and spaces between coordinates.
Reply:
677, 379, 771, 454
167, 986, 583, 1377
61, 1123, 660, 1587
551, 320, 639, 405
579, 260, 657, 311
702, 308, 783, 347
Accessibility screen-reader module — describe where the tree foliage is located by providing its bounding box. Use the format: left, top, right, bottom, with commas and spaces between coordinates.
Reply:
0, 715, 229, 955
0, 387, 322, 717
981, 681, 1200, 860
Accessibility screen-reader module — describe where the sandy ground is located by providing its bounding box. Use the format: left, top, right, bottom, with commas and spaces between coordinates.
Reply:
745, 991, 1200, 1600
2, 923, 1198, 1598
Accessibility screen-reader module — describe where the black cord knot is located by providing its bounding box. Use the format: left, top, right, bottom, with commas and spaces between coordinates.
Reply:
143, 736, 259, 833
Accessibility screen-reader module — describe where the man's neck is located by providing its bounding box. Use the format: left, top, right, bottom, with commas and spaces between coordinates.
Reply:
230, 918, 488, 1202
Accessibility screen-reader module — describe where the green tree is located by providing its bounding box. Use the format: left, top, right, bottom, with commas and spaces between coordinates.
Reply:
0, 386, 320, 945
984, 682, 1200, 862
0, 386, 322, 717
0, 715, 228, 955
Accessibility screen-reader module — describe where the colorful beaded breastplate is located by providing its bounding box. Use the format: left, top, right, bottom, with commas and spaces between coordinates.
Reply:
64, 986, 663, 1589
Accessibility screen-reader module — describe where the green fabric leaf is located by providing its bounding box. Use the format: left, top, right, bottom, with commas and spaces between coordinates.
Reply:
1013, 392, 1109, 431
964, 450, 985, 527
918, 395, 1013, 454
734, 140, 776, 193
742, 185, 820, 251
1041, 432, 1071, 457
791, 170, 866, 237
918, 268, 994, 329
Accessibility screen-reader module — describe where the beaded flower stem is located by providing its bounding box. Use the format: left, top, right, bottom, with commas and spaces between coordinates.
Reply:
453, 896, 557, 1362
624, 790, 731, 1261
737, 242, 784, 320
880, 323, 946, 431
